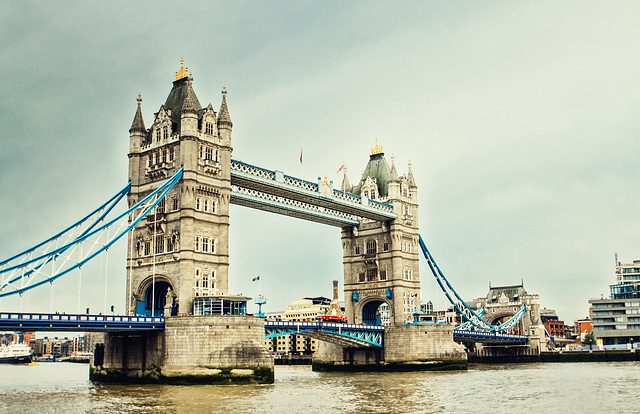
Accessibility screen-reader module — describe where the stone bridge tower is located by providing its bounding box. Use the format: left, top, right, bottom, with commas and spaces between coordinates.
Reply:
341, 142, 421, 325
126, 60, 232, 316
476, 283, 548, 351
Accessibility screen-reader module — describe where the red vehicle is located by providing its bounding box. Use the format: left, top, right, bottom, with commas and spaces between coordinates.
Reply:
317, 315, 348, 323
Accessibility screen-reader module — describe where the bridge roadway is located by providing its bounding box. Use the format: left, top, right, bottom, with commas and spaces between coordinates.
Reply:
0, 312, 528, 345
0, 312, 164, 331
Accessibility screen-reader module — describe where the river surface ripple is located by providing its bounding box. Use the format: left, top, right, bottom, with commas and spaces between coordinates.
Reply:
0, 361, 639, 413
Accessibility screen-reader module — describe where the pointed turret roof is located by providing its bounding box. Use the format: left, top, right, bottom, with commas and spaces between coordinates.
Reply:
181, 81, 198, 114
389, 155, 400, 182
129, 94, 146, 133
407, 161, 417, 187
217, 87, 233, 128
340, 168, 352, 193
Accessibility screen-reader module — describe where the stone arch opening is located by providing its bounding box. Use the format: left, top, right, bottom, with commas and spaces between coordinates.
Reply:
485, 310, 524, 334
136, 275, 174, 316
361, 299, 388, 326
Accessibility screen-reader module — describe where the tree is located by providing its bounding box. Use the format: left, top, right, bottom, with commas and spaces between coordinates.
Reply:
583, 331, 597, 349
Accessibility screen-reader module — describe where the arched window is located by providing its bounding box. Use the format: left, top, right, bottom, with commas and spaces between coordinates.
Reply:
366, 239, 377, 255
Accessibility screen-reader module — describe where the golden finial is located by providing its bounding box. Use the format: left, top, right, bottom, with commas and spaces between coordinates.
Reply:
371, 138, 383, 155
175, 58, 189, 81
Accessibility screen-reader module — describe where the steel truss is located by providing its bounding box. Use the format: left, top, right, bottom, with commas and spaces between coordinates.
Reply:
265, 321, 384, 347
0, 167, 183, 298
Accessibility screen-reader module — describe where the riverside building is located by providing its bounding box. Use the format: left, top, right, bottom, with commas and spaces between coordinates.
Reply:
589, 257, 640, 346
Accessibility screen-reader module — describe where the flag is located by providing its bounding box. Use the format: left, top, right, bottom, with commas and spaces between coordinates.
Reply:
252, 276, 260, 282
337, 164, 345, 173
299, 148, 303, 164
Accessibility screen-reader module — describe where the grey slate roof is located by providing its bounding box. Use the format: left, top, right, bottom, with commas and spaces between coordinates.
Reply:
163, 77, 202, 123
352, 152, 391, 197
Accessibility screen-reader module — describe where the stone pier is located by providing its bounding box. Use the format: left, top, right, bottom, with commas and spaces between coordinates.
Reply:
312, 324, 467, 372
90, 315, 274, 384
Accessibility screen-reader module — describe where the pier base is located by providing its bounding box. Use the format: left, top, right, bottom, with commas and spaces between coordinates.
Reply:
90, 315, 274, 384
312, 324, 467, 372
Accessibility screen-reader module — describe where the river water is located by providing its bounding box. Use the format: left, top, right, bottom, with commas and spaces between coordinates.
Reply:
1, 362, 638, 413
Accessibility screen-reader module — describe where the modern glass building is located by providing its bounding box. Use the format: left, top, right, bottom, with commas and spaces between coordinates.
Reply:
192, 295, 250, 316
589, 258, 640, 345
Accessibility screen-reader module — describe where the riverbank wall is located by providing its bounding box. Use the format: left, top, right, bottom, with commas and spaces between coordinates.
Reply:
469, 349, 640, 364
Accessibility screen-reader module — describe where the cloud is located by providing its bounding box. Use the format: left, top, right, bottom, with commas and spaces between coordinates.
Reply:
1, 1, 640, 325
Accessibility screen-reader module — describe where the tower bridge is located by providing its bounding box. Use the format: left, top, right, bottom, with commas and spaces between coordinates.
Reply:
1, 61, 547, 383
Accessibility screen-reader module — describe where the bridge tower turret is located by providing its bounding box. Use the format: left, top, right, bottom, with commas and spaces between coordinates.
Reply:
125, 59, 232, 317
342, 142, 421, 326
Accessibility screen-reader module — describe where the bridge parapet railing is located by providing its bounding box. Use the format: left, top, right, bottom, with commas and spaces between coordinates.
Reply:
0, 312, 164, 324
266, 321, 385, 332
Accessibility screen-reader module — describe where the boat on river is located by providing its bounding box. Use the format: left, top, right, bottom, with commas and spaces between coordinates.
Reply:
0, 342, 33, 364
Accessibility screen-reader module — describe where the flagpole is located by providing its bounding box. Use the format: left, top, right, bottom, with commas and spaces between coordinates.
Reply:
300, 147, 303, 180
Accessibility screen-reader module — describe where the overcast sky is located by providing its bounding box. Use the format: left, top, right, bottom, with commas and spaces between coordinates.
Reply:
1, 1, 639, 324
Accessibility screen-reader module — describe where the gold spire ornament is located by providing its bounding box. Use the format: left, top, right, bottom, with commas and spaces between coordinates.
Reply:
371, 139, 383, 155
175, 58, 189, 81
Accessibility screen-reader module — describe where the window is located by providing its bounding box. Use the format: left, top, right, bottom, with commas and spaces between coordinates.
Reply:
163, 126, 168, 140
383, 243, 389, 251
162, 150, 167, 163
144, 242, 150, 256
155, 235, 164, 254
211, 200, 217, 214
211, 239, 216, 254
156, 129, 161, 142
157, 198, 165, 213
366, 239, 377, 255
196, 198, 201, 211
359, 273, 365, 282
199, 145, 203, 159
166, 237, 173, 252
202, 238, 209, 253
204, 199, 209, 212
367, 267, 378, 281
172, 197, 179, 211
205, 147, 213, 160
195, 237, 200, 251
205, 122, 214, 135
355, 246, 360, 255
380, 268, 387, 280
169, 147, 175, 162
202, 273, 209, 289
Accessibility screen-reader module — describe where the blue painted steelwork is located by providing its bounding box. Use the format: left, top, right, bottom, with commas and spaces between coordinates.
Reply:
265, 321, 384, 347
0, 312, 164, 331
418, 235, 526, 332
0, 167, 183, 298
455, 308, 486, 330
543, 325, 557, 347
453, 329, 528, 343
